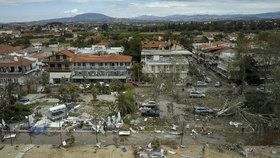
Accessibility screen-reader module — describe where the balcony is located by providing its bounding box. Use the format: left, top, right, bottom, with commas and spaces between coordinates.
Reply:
44, 59, 71, 62
47, 67, 72, 72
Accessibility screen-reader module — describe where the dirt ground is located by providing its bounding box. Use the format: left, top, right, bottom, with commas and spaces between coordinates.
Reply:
0, 144, 279, 158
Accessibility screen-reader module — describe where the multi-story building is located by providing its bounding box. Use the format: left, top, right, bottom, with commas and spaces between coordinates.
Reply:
43, 50, 132, 84
141, 49, 191, 79
0, 56, 39, 85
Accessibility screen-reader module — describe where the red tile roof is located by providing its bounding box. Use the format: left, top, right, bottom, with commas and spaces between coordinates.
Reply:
31, 53, 47, 60
0, 44, 22, 55
74, 54, 132, 63
0, 56, 33, 67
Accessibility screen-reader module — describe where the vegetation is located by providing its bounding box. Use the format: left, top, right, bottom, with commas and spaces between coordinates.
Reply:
59, 82, 80, 102
115, 89, 136, 116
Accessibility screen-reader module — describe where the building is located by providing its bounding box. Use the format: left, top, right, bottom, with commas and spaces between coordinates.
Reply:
0, 56, 39, 85
43, 50, 133, 84
141, 49, 191, 79
68, 45, 124, 55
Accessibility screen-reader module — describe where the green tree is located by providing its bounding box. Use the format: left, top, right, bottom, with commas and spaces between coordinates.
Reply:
59, 83, 80, 102
115, 89, 136, 116
131, 63, 143, 82
123, 38, 142, 61
110, 79, 123, 92
91, 87, 98, 101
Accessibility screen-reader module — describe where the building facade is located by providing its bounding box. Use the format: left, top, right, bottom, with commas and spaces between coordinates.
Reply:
44, 50, 132, 84
141, 49, 191, 79
0, 56, 39, 85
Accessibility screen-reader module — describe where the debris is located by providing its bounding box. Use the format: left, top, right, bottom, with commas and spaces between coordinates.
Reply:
154, 129, 163, 133
3, 134, 16, 139
95, 142, 101, 148
130, 119, 141, 126
119, 131, 130, 136
147, 143, 152, 148
169, 131, 182, 135
144, 118, 148, 122
191, 129, 198, 135
171, 124, 178, 130
62, 141, 67, 147
139, 126, 145, 130
229, 121, 242, 128
168, 150, 176, 155
120, 146, 127, 152
129, 127, 137, 133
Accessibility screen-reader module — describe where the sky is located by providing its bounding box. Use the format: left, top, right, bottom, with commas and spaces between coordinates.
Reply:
0, 0, 280, 22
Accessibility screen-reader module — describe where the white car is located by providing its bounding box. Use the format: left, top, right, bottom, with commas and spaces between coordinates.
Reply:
189, 91, 206, 98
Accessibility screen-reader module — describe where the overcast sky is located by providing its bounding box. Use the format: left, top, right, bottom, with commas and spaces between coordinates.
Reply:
0, 0, 280, 22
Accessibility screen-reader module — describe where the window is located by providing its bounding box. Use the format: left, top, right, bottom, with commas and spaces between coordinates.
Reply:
50, 64, 55, 68
65, 64, 69, 68
56, 56, 60, 60
151, 66, 155, 72
57, 64, 62, 68
78, 63, 81, 66
82, 63, 86, 67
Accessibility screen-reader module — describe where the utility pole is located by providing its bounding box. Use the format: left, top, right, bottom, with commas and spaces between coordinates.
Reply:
59, 118, 62, 145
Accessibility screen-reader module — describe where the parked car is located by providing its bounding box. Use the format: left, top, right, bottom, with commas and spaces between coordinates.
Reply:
141, 109, 160, 117
18, 98, 30, 105
189, 91, 206, 98
196, 81, 207, 87
193, 107, 214, 115
214, 81, 222, 87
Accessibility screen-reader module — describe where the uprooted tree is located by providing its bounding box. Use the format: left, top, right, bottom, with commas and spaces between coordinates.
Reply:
220, 31, 280, 132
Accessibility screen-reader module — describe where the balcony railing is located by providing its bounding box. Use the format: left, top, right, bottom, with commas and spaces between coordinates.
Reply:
47, 67, 72, 72
44, 59, 71, 62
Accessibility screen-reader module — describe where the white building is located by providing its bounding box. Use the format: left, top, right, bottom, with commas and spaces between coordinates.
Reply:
68, 45, 124, 55
141, 49, 191, 78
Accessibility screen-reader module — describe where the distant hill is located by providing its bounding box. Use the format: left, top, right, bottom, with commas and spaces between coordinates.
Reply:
12, 11, 280, 24
36, 13, 113, 23
133, 11, 280, 21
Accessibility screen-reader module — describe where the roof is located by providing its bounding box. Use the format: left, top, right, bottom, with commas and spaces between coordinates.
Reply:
142, 41, 170, 49
97, 41, 111, 47
60, 50, 76, 58
44, 50, 132, 63
0, 44, 22, 55
32, 53, 47, 60
0, 56, 33, 67
74, 54, 132, 63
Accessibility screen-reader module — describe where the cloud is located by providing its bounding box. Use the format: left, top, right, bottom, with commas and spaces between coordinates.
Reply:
0, 0, 51, 4
64, 8, 79, 15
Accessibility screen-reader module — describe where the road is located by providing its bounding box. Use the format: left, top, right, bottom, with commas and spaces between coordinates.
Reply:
2, 130, 226, 146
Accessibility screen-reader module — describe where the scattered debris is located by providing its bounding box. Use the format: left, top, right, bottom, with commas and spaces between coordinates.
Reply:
167, 150, 176, 155
129, 127, 137, 133
119, 131, 131, 136
120, 146, 127, 152
229, 121, 242, 128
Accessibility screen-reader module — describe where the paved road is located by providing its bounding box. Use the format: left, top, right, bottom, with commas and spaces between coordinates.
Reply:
1, 130, 226, 146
